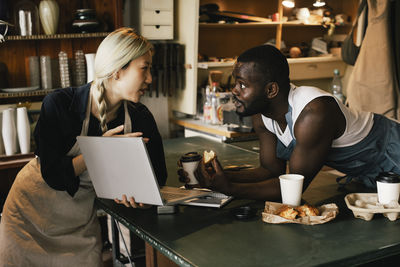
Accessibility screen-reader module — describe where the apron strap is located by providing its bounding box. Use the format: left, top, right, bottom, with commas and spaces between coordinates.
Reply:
123, 101, 132, 134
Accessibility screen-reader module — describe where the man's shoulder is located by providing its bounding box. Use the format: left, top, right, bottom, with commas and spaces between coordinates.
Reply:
291, 85, 330, 100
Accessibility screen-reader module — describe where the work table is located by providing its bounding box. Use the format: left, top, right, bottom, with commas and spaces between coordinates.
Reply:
97, 136, 400, 267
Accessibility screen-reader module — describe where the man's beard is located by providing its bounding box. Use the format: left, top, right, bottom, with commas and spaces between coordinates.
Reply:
234, 96, 266, 117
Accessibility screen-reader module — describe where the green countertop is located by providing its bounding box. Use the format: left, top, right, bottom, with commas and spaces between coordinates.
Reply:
97, 137, 400, 267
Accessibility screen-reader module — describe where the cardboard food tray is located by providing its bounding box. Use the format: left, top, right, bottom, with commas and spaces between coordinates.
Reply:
344, 193, 400, 221
262, 201, 339, 225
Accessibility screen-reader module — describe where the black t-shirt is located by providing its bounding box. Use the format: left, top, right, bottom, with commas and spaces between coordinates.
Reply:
34, 83, 167, 197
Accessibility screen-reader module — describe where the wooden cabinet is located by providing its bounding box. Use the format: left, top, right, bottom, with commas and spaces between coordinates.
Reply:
172, 0, 358, 115
0, 0, 122, 103
128, 0, 174, 40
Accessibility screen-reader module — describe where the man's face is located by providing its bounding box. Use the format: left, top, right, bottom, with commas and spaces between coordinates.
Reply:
231, 62, 267, 116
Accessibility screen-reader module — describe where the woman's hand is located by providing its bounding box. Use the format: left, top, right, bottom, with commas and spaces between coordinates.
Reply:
114, 194, 151, 209
103, 125, 149, 143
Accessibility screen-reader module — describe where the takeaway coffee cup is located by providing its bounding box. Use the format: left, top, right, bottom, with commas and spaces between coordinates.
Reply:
376, 172, 400, 204
279, 174, 304, 206
180, 152, 202, 186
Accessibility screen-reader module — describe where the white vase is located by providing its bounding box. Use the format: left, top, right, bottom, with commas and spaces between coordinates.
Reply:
85, 53, 96, 83
2, 108, 17, 156
16, 107, 31, 154
0, 114, 4, 155
39, 0, 59, 35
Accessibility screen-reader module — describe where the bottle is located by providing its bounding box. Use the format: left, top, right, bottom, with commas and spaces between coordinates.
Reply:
210, 82, 223, 124
203, 86, 212, 124
331, 69, 346, 104
210, 90, 219, 124
211, 81, 220, 93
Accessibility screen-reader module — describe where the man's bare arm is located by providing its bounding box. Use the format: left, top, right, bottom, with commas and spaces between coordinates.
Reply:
289, 96, 345, 190
226, 114, 286, 183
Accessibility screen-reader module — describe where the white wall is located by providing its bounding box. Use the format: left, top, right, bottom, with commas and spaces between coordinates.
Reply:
140, 95, 170, 139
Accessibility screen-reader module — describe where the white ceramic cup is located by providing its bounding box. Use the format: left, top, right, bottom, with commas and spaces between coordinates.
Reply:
180, 152, 202, 185
279, 174, 304, 206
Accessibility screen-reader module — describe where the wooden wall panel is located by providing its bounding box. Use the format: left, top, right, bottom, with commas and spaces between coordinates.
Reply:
199, 27, 276, 58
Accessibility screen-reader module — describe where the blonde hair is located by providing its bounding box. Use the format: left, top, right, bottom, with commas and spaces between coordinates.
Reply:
91, 27, 152, 133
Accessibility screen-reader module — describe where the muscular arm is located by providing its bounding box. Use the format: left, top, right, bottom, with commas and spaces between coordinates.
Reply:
289, 96, 345, 190
226, 114, 286, 183
206, 97, 344, 201
201, 114, 286, 200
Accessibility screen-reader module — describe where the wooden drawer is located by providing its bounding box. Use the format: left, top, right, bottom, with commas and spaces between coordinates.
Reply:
143, 0, 173, 10
288, 56, 347, 80
142, 10, 173, 25
142, 25, 173, 40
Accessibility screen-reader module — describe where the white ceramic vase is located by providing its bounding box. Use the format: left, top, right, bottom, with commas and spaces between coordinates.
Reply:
0, 114, 4, 155
39, 0, 59, 35
16, 107, 31, 154
2, 108, 17, 156
85, 53, 96, 83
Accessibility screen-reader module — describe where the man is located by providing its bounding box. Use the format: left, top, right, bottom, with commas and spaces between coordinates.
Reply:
191, 44, 400, 201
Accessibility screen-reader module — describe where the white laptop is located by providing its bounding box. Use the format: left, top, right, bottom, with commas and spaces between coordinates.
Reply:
76, 136, 210, 206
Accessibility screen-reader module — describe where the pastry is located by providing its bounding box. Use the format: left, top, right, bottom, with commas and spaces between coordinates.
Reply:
296, 204, 320, 217
203, 150, 215, 164
277, 205, 298, 220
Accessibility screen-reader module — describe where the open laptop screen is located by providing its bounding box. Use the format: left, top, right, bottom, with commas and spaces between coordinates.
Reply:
77, 136, 208, 205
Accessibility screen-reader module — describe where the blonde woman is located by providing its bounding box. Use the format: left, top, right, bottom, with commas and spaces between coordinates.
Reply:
0, 28, 167, 266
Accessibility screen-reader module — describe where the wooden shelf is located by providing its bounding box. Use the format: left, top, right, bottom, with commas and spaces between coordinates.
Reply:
198, 61, 235, 69
199, 22, 350, 29
197, 55, 346, 80
172, 118, 256, 139
198, 55, 343, 68
0, 153, 35, 170
4, 32, 110, 41
0, 89, 55, 104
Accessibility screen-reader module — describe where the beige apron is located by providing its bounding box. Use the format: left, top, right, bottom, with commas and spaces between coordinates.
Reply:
346, 0, 400, 119
0, 90, 132, 267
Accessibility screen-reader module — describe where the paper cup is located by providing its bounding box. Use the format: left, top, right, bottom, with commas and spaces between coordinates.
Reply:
180, 152, 202, 185
376, 172, 400, 204
279, 174, 304, 206
377, 181, 400, 204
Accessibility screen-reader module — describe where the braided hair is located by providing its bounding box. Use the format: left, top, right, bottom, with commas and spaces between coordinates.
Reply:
91, 27, 153, 133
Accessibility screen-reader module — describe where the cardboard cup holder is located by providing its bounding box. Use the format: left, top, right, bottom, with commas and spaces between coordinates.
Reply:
345, 193, 400, 221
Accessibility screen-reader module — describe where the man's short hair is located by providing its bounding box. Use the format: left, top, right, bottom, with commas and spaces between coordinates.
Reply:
237, 45, 290, 89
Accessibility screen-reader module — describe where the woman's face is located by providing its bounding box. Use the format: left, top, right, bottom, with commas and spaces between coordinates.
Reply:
114, 51, 152, 103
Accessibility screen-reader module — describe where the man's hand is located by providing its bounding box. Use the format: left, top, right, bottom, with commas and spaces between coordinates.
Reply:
194, 157, 231, 194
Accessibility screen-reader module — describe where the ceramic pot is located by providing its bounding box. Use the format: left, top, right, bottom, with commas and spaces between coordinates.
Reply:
16, 107, 30, 154
15, 0, 40, 36
39, 0, 59, 35
74, 50, 86, 86
40, 55, 52, 89
2, 108, 17, 155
